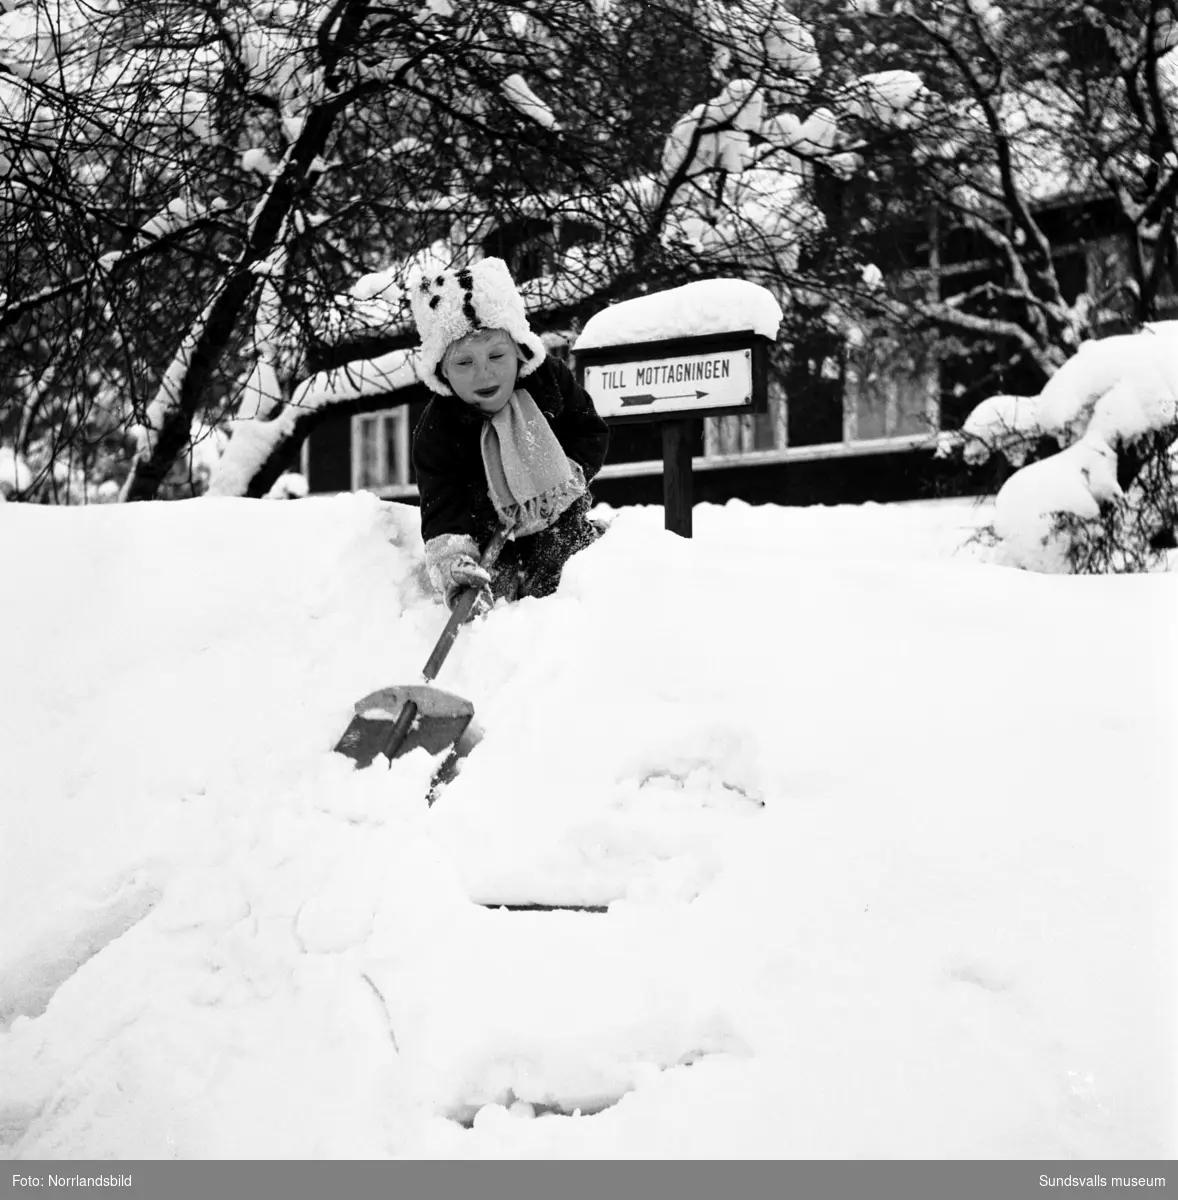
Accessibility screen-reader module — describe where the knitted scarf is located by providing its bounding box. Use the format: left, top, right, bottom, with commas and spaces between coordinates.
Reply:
480, 388, 586, 537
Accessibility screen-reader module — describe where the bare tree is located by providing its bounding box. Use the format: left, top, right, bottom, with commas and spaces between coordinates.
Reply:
3, 0, 1173, 507
1, 0, 937, 499
829, 0, 1178, 379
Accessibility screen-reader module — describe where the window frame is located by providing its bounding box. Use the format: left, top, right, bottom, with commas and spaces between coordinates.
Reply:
350, 406, 414, 497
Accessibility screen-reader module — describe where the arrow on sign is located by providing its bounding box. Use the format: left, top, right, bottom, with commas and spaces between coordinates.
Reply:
619, 389, 708, 407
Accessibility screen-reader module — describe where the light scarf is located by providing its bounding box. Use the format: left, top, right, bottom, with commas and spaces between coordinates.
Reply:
480, 388, 586, 537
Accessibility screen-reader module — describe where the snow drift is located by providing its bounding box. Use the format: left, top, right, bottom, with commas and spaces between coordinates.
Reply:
0, 493, 1174, 1159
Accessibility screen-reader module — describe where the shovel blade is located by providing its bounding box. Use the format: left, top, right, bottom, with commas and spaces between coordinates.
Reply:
334, 684, 475, 769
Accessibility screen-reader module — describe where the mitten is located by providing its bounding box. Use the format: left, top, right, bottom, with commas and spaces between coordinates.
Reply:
424, 534, 493, 612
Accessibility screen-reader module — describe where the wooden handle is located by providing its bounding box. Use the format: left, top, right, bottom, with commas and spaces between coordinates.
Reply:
379, 697, 419, 764
421, 524, 511, 682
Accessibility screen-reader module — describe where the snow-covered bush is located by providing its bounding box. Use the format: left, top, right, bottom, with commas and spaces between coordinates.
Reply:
959, 394, 1044, 467
967, 323, 1178, 573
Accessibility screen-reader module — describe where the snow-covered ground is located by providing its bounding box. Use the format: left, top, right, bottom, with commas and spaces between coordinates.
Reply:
0, 492, 1174, 1159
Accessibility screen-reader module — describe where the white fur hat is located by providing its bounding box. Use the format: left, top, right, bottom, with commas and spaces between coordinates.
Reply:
409, 256, 548, 396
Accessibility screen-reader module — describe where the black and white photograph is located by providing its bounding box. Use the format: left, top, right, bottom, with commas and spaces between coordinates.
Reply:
0, 0, 1175, 1183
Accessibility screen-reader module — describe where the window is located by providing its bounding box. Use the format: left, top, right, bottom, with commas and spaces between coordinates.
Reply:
782, 331, 846, 448
844, 336, 939, 442
703, 380, 787, 458
352, 407, 412, 494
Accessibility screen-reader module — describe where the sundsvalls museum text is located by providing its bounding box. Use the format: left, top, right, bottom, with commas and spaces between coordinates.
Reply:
1040, 1176, 1167, 1189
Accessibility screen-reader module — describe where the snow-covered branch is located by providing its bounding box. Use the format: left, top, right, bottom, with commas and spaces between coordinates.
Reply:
914, 299, 1064, 377
206, 348, 419, 498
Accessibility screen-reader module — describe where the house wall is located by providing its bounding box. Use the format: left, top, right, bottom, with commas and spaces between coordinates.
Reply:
302, 404, 996, 511
305, 412, 353, 494
298, 332, 983, 509
590, 445, 1005, 510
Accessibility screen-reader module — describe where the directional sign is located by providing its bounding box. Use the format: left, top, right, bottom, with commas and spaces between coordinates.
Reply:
582, 348, 754, 419
575, 324, 773, 539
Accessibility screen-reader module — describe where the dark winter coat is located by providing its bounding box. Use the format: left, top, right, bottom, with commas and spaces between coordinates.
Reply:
412, 355, 610, 545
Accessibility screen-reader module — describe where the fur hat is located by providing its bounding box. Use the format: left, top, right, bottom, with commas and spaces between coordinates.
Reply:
409, 257, 548, 396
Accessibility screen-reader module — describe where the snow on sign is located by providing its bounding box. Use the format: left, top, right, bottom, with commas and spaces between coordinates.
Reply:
582, 346, 753, 419
573, 281, 781, 539
576, 332, 771, 424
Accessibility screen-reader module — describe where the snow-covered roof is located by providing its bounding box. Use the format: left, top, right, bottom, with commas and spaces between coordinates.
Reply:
573, 279, 784, 352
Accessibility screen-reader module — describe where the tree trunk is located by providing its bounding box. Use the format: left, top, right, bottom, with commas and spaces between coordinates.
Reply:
119, 0, 369, 500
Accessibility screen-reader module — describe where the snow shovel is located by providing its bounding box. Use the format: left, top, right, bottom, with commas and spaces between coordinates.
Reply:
333, 524, 511, 770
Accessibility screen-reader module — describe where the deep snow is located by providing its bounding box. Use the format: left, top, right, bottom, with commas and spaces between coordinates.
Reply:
0, 493, 1174, 1159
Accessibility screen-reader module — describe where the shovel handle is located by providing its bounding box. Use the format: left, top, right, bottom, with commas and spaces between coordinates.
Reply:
379, 697, 420, 763
421, 523, 511, 682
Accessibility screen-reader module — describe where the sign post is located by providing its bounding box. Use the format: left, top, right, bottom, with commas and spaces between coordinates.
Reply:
661, 419, 694, 537
576, 330, 772, 538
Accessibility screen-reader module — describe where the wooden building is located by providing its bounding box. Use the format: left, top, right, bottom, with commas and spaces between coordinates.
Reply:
297, 194, 1173, 511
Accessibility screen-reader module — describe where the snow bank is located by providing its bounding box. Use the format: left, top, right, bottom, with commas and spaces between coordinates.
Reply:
0, 494, 1174, 1158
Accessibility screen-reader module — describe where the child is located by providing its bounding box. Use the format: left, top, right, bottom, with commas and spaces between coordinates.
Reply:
409, 257, 610, 611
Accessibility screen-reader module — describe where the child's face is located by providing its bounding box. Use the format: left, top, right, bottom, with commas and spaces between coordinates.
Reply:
442, 329, 519, 414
